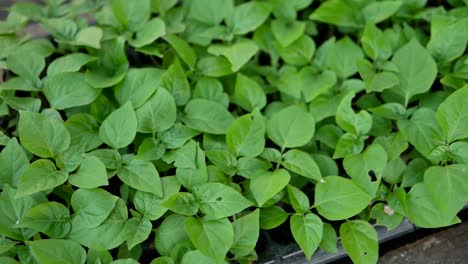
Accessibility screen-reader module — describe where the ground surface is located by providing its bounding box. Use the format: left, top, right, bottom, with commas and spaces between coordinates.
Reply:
379, 221, 468, 264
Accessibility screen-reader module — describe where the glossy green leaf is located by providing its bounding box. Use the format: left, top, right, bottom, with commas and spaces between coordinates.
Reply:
123, 218, 152, 250
230, 209, 259, 257
114, 68, 163, 108
315, 176, 372, 220
391, 39, 437, 105
99, 103, 137, 149
18, 202, 70, 238
340, 220, 378, 264
267, 105, 315, 150
183, 99, 234, 135
226, 1, 272, 35
233, 73, 266, 112
436, 85, 468, 142
29, 239, 86, 264
17, 159, 69, 198
194, 182, 253, 219
283, 149, 322, 182
18, 111, 70, 158
250, 169, 290, 207
117, 158, 162, 196
226, 111, 265, 157
185, 217, 234, 264
70, 188, 118, 231
290, 213, 323, 260
136, 87, 177, 134
68, 155, 108, 189
0, 138, 29, 188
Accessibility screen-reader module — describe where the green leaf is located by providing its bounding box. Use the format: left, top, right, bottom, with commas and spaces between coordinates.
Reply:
436, 85, 468, 142
290, 213, 323, 260
340, 220, 378, 264
259, 206, 289, 230
233, 73, 266, 112
114, 68, 163, 108
196, 56, 234, 77
129, 18, 166, 48
0, 138, 29, 189
333, 133, 365, 159
361, 23, 392, 61
277, 35, 316, 66
29, 239, 86, 264
84, 38, 129, 89
283, 149, 322, 182
226, 1, 272, 35
160, 60, 190, 106
193, 78, 229, 107
47, 53, 96, 76
267, 105, 315, 150
123, 217, 152, 250
250, 169, 290, 207
17, 159, 69, 198
336, 92, 372, 136
136, 87, 177, 134
326, 36, 364, 79
162, 192, 199, 216
137, 137, 165, 161
205, 149, 237, 176
113, 0, 150, 32
183, 99, 234, 135
362, 1, 402, 24
44, 72, 100, 110
287, 185, 310, 213
154, 214, 191, 257
117, 158, 162, 196
18, 202, 70, 238
65, 114, 102, 152
99, 102, 137, 149
368, 103, 406, 120
18, 111, 71, 158
188, 0, 233, 25
68, 155, 108, 189
230, 209, 259, 257
208, 41, 258, 72
271, 19, 306, 47
134, 176, 181, 220
315, 176, 372, 220
319, 223, 338, 253
391, 39, 437, 105
163, 35, 197, 70
309, 0, 363, 28
69, 198, 127, 250
236, 157, 271, 179
397, 108, 444, 158
0, 185, 37, 240
70, 188, 118, 231
7, 52, 44, 81
181, 250, 217, 264
185, 217, 234, 264
406, 183, 460, 228
75, 26, 103, 49
424, 165, 468, 219
226, 111, 265, 158
343, 144, 387, 196
427, 16, 468, 64
301, 70, 337, 103
194, 182, 253, 219
370, 203, 404, 230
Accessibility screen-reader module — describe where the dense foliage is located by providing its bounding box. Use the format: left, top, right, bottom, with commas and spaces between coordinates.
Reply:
0, 0, 467, 263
